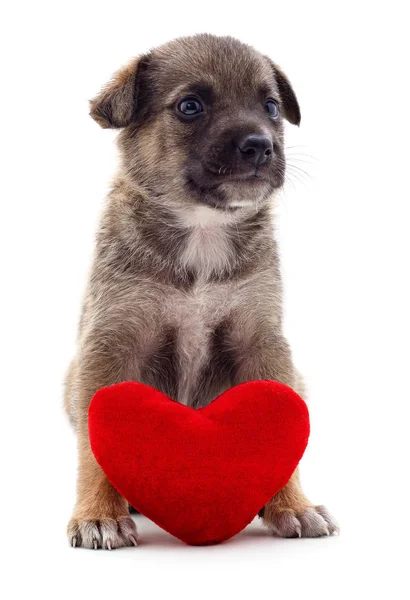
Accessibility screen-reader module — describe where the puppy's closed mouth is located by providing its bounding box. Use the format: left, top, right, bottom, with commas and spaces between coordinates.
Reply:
207, 169, 267, 181
188, 170, 271, 192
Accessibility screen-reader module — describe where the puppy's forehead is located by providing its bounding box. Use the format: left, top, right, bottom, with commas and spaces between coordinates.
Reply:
149, 34, 276, 99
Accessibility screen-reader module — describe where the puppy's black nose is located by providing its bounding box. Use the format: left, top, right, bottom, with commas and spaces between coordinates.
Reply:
238, 135, 273, 166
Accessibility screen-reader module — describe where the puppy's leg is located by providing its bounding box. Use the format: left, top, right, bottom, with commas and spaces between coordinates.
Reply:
232, 329, 339, 537
259, 468, 339, 537
67, 420, 138, 550
67, 353, 139, 550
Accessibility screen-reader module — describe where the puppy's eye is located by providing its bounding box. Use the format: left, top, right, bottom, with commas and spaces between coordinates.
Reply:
177, 97, 204, 117
264, 99, 279, 119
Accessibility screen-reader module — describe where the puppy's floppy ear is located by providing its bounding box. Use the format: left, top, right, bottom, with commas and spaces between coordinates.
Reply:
266, 59, 301, 126
90, 54, 150, 129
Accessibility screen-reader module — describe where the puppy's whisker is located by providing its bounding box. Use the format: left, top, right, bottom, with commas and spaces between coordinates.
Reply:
281, 169, 298, 192
285, 170, 308, 189
285, 144, 317, 152
285, 155, 318, 165
286, 163, 312, 181
285, 146, 318, 157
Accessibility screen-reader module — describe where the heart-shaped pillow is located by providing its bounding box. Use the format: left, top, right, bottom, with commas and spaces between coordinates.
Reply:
89, 380, 309, 546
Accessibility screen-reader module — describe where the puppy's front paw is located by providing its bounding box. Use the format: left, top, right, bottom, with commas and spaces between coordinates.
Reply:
265, 505, 339, 538
67, 516, 139, 549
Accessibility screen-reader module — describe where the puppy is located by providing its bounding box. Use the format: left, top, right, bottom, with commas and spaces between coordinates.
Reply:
65, 33, 338, 549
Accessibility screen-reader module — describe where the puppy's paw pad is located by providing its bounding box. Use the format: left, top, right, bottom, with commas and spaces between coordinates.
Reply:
267, 505, 339, 538
67, 516, 139, 549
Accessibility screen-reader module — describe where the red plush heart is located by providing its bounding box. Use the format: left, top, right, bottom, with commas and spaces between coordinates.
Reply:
89, 380, 309, 546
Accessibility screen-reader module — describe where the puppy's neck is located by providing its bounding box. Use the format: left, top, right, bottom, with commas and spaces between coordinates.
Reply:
109, 176, 275, 285
172, 202, 259, 228
164, 203, 262, 281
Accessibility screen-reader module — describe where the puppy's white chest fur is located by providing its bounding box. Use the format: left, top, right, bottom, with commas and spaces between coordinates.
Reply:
178, 205, 237, 280
181, 226, 233, 280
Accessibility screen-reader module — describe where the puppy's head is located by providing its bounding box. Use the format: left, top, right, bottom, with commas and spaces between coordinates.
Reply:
91, 34, 300, 211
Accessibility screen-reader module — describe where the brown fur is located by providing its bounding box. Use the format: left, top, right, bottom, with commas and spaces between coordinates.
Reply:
65, 34, 338, 549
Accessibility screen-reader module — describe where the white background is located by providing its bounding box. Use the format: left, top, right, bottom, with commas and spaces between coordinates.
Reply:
1, 1, 409, 598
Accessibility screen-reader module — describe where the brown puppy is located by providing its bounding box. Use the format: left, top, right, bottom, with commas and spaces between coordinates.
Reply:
65, 33, 338, 549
